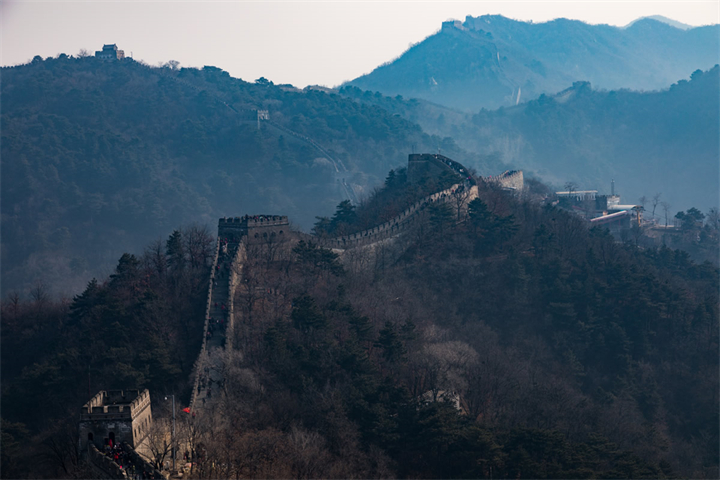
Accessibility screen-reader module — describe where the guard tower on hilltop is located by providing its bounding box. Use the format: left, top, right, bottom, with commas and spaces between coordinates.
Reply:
79, 389, 152, 454
95, 44, 125, 60
218, 215, 289, 244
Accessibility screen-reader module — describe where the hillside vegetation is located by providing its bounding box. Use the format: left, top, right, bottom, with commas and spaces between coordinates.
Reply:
348, 15, 719, 111
2, 177, 717, 478
0, 56, 502, 296
342, 65, 720, 216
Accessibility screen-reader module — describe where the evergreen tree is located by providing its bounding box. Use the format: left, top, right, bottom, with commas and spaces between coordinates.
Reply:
165, 230, 185, 270
330, 200, 357, 235
375, 321, 406, 363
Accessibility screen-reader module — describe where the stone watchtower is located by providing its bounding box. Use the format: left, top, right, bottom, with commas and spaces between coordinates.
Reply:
79, 389, 153, 453
218, 215, 289, 245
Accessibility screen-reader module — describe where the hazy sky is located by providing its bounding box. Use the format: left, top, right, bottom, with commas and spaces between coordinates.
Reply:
2, 1, 718, 87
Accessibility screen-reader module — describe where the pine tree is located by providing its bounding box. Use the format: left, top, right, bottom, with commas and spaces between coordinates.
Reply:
165, 230, 185, 270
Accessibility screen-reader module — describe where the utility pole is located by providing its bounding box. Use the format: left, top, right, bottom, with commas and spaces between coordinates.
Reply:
165, 395, 176, 471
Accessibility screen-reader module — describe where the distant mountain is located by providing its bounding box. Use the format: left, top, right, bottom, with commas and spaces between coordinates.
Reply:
1, 56, 502, 296
342, 65, 720, 216
624, 15, 694, 30
347, 15, 719, 111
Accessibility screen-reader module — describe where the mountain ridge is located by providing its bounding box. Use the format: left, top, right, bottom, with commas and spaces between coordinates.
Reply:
0, 56, 502, 296
340, 65, 720, 220
347, 15, 720, 111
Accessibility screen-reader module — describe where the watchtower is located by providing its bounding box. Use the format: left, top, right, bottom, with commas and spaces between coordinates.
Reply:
79, 389, 153, 453
94, 44, 125, 60
218, 215, 289, 245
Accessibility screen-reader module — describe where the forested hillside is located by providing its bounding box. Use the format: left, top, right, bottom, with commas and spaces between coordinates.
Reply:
0, 55, 502, 296
342, 65, 720, 216
2, 177, 717, 478
348, 15, 720, 111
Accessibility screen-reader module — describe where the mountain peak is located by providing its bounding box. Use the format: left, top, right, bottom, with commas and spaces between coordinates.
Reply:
624, 15, 694, 30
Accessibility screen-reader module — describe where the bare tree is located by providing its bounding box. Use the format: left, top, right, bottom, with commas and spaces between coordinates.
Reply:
144, 418, 173, 471
77, 48, 89, 58
166, 60, 180, 70
451, 185, 473, 221
289, 427, 332, 479
652, 193, 662, 218
42, 422, 82, 477
3, 292, 22, 323
638, 195, 648, 211
30, 281, 49, 306
564, 181, 577, 196
144, 239, 167, 278
661, 201, 671, 227
184, 224, 214, 270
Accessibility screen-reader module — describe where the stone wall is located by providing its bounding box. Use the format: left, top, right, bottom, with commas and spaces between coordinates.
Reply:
86, 442, 164, 480
190, 239, 220, 411
408, 154, 475, 185
226, 240, 247, 350
300, 184, 477, 250
87, 443, 127, 479
482, 170, 524, 192
129, 390, 153, 455
121, 443, 165, 479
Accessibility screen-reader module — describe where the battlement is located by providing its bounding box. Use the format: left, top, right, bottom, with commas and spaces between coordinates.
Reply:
79, 389, 153, 454
80, 389, 150, 421
481, 169, 524, 192
218, 215, 290, 244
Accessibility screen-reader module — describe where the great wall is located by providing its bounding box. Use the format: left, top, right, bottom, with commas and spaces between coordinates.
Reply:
188, 153, 523, 414
80, 67, 525, 475
78, 152, 521, 477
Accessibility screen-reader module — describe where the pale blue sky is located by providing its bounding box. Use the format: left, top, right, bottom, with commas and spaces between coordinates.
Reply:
2, 1, 718, 87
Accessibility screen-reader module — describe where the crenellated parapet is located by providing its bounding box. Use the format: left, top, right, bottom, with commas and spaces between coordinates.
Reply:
306, 183, 477, 250
218, 215, 290, 245
481, 170, 524, 192
79, 389, 150, 421
79, 389, 153, 455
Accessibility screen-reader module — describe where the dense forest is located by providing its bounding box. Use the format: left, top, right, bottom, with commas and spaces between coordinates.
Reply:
341, 64, 720, 218
2, 173, 717, 478
348, 15, 720, 111
1, 55, 503, 297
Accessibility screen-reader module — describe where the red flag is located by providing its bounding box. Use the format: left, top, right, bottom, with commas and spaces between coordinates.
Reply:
183, 407, 191, 414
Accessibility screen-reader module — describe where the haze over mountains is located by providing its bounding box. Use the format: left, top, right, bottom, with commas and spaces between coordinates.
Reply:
1, 15, 718, 298
348, 15, 720, 111
342, 65, 720, 215
0, 57, 501, 296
